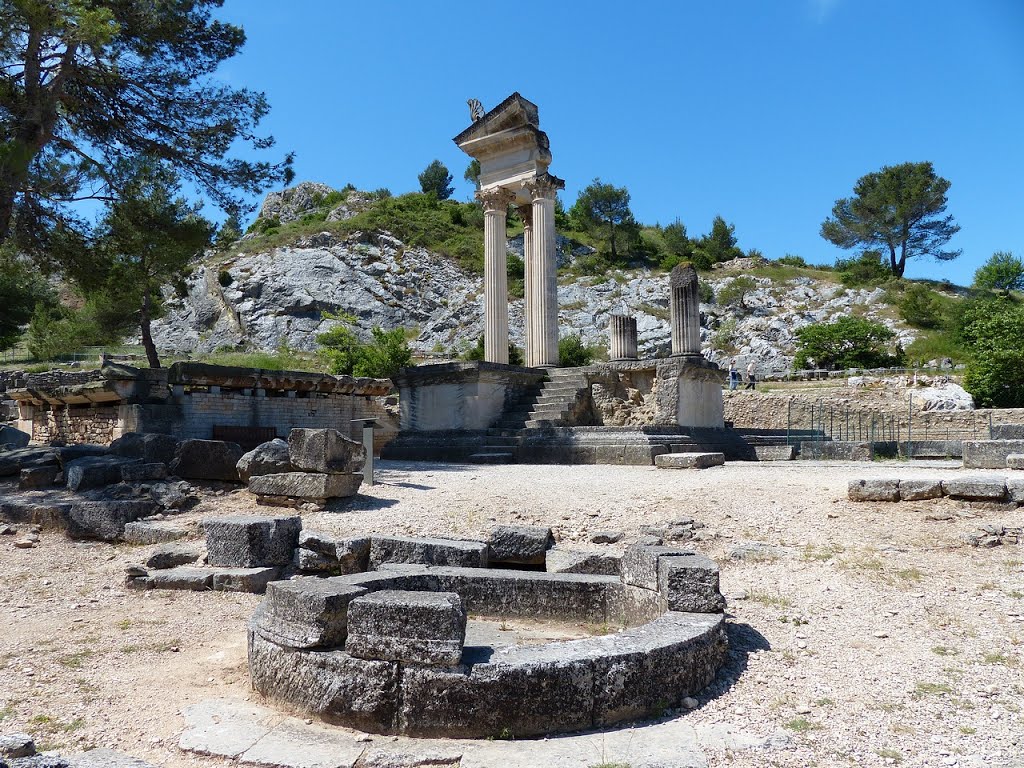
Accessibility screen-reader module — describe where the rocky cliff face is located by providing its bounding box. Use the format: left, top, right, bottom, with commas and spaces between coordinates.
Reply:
150, 184, 920, 374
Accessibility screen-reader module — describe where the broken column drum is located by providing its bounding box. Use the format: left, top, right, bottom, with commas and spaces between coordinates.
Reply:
670, 264, 701, 357
609, 314, 638, 361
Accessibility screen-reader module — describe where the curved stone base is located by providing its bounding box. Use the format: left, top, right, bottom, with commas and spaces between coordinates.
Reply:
249, 610, 727, 738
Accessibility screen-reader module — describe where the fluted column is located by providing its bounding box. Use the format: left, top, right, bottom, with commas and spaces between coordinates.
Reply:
477, 187, 515, 364
518, 204, 534, 366
609, 314, 638, 360
526, 173, 565, 367
669, 264, 701, 357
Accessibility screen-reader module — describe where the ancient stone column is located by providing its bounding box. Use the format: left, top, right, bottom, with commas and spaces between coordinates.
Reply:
669, 264, 701, 357
609, 314, 638, 361
477, 187, 516, 364
526, 174, 565, 368
518, 204, 534, 365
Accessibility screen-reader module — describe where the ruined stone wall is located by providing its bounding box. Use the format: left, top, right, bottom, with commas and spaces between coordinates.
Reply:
29, 405, 121, 444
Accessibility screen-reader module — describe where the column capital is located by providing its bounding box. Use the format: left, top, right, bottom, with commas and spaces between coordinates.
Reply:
516, 204, 533, 227
524, 172, 565, 202
476, 186, 515, 212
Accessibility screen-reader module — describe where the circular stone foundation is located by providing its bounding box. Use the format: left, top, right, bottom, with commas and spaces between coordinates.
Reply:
247, 544, 729, 738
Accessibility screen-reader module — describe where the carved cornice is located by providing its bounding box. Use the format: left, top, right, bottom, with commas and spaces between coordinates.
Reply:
476, 186, 516, 212
524, 172, 566, 202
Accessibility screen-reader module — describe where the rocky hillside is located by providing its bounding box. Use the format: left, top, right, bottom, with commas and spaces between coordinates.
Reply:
151, 183, 925, 374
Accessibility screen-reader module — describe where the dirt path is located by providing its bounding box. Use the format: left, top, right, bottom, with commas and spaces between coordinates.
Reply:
1, 460, 1022, 767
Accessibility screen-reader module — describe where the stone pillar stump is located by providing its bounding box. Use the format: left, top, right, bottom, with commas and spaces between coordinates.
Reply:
669, 264, 701, 357
609, 314, 638, 361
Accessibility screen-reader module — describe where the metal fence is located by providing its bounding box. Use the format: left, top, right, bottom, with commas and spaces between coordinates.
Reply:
0, 346, 142, 367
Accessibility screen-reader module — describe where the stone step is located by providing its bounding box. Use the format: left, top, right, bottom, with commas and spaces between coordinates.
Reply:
523, 418, 566, 429
466, 452, 517, 464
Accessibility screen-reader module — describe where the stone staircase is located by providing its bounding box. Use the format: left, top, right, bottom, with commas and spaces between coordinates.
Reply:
464, 369, 593, 463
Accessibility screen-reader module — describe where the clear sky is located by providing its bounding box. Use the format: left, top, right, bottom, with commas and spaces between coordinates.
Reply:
217, 0, 1024, 286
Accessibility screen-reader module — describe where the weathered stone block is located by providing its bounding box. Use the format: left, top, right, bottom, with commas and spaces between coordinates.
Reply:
848, 478, 900, 502
248, 627, 399, 733
65, 455, 138, 491
288, 428, 364, 475
545, 547, 621, 576
71, 748, 160, 768
487, 524, 553, 566
657, 553, 726, 613
296, 548, 337, 573
248, 472, 361, 500
146, 566, 213, 591
941, 476, 1007, 501
654, 452, 725, 469
212, 567, 280, 593
899, 479, 944, 501
67, 500, 157, 541
369, 535, 487, 569
621, 544, 695, 590
1007, 454, 1024, 471
18, 464, 59, 490
204, 515, 302, 567
169, 439, 244, 483
109, 432, 179, 464
257, 577, 369, 649
0, 733, 35, 759
122, 519, 190, 544
753, 444, 795, 461
145, 543, 203, 570
962, 440, 1024, 469
298, 532, 370, 574
1007, 478, 1024, 504
120, 462, 168, 483
0, 425, 30, 449
0, 498, 71, 529
237, 439, 292, 483
347, 590, 466, 666
0, 447, 57, 476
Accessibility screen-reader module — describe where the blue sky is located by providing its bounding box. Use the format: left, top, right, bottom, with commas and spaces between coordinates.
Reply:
218, 0, 1023, 286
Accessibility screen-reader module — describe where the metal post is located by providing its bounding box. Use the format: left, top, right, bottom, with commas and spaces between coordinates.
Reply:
907, 392, 913, 461
351, 418, 378, 486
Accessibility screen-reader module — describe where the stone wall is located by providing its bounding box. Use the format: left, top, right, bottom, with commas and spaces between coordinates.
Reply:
28, 404, 122, 445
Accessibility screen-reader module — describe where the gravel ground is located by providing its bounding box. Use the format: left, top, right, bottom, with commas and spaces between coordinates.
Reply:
1, 459, 1023, 768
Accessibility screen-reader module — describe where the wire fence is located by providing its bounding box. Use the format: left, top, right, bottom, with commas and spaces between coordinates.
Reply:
0, 346, 143, 367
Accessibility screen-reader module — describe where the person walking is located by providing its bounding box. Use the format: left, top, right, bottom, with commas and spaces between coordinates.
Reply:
744, 361, 756, 390
729, 359, 739, 391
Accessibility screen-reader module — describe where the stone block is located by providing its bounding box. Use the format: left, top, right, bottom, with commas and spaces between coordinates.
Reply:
0, 447, 58, 476
288, 428, 364, 474
0, 497, 71, 529
899, 479, 944, 501
486, 524, 553, 566
109, 432, 179, 464
1007, 454, 1024, 471
122, 519, 190, 544
800, 441, 872, 461
169, 439, 244, 483
545, 547, 621, 576
248, 627, 399, 733
204, 515, 302, 567
297, 532, 370, 574
658, 554, 726, 613
296, 548, 337, 573
70, 748, 160, 768
67, 500, 157, 541
236, 439, 292, 483
621, 544, 695, 590
0, 733, 35, 759
145, 543, 203, 570
18, 464, 59, 490
120, 463, 168, 483
848, 478, 900, 502
753, 444, 795, 461
248, 472, 362, 500
369, 535, 488, 569
654, 452, 725, 469
347, 590, 467, 666
942, 476, 1007, 501
1007, 478, 1024, 504
257, 577, 369, 649
56, 444, 110, 467
962, 440, 1024, 469
0, 425, 30, 449
65, 456, 138, 491
146, 566, 213, 591
211, 567, 280, 593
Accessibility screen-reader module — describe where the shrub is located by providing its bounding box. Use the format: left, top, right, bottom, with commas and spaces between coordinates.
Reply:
777, 254, 807, 267
717, 276, 757, 310
461, 336, 523, 366
973, 251, 1024, 295
794, 316, 905, 370
316, 312, 412, 379
836, 251, 890, 287
558, 333, 595, 367
698, 281, 715, 304
218, 269, 233, 287
957, 296, 1024, 407
897, 283, 941, 329
507, 254, 525, 299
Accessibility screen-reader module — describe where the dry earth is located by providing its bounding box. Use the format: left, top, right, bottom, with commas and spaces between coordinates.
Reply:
2, 460, 1023, 768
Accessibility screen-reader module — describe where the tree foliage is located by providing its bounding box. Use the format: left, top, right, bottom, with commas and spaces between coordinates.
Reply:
972, 251, 1024, 295
835, 250, 891, 287
957, 296, 1024, 407
463, 160, 480, 190
0, 0, 290, 252
418, 160, 454, 200
558, 333, 596, 367
316, 313, 412, 379
0, 248, 52, 350
461, 336, 523, 367
794, 317, 905, 370
717, 276, 757, 310
568, 179, 637, 262
820, 161, 960, 278
692, 216, 743, 269
897, 283, 942, 329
